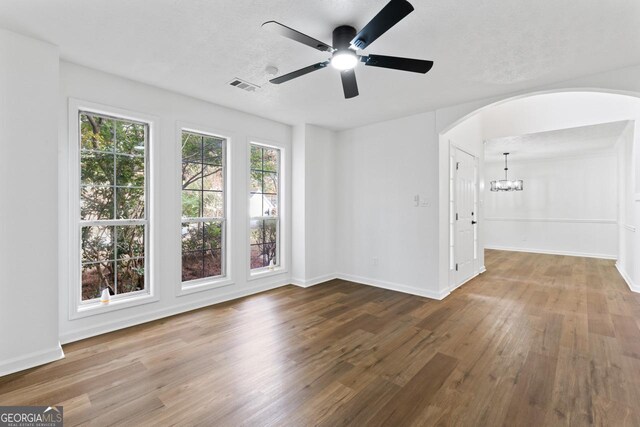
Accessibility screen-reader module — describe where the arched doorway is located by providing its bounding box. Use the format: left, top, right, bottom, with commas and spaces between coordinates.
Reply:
438, 90, 640, 295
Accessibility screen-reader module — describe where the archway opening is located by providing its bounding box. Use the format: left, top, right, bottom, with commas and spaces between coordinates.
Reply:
438, 90, 640, 295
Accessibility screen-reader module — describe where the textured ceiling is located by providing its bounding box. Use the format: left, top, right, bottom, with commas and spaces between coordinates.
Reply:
1, 0, 639, 129
485, 121, 630, 162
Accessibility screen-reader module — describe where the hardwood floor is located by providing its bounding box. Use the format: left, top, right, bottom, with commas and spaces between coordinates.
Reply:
2, 250, 640, 426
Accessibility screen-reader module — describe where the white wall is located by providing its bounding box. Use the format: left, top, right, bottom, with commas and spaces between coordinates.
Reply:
58, 62, 292, 343
291, 125, 306, 281
335, 112, 443, 299
484, 153, 618, 258
291, 124, 337, 286
304, 125, 337, 281
616, 121, 640, 291
0, 29, 63, 375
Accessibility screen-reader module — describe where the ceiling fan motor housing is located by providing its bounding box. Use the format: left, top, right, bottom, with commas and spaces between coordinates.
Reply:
332, 25, 357, 50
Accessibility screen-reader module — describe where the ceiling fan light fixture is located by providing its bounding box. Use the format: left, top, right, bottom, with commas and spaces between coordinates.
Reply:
331, 50, 358, 70
263, 0, 433, 98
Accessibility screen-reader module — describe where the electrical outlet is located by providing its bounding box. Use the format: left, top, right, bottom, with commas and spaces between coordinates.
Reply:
372, 257, 379, 266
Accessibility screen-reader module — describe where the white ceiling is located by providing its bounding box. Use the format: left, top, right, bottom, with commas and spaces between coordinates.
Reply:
1, 0, 639, 130
485, 121, 631, 162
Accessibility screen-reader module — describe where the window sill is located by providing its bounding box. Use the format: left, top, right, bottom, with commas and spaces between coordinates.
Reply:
71, 292, 159, 320
178, 277, 234, 296
248, 266, 287, 281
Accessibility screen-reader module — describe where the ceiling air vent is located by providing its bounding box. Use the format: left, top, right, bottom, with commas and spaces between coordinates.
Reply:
228, 78, 260, 92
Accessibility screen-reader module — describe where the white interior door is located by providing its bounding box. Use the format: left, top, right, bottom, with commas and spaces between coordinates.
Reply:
454, 148, 477, 287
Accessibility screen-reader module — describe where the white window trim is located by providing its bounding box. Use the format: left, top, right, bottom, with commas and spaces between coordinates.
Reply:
67, 98, 160, 319
176, 121, 234, 296
247, 138, 288, 281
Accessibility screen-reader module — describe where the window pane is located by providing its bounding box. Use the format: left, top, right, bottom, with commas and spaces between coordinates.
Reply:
203, 192, 224, 218
181, 130, 226, 284
182, 222, 203, 252
116, 187, 145, 219
116, 258, 145, 295
264, 195, 278, 216
202, 165, 223, 191
116, 225, 145, 260
204, 249, 222, 277
203, 137, 223, 165
263, 149, 278, 172
250, 219, 264, 245
204, 221, 223, 250
82, 261, 114, 301
182, 132, 202, 163
182, 162, 203, 190
263, 172, 278, 194
264, 241, 277, 266
115, 121, 145, 154
264, 219, 277, 243
250, 245, 266, 269
81, 226, 114, 263
249, 194, 263, 217
182, 190, 201, 218
81, 152, 114, 186
250, 145, 262, 170
182, 251, 204, 282
250, 171, 263, 193
79, 112, 149, 301
249, 144, 280, 271
81, 186, 114, 220
81, 114, 114, 152
115, 154, 145, 187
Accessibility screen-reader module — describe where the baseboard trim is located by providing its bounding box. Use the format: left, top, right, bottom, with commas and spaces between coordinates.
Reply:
616, 262, 640, 293
291, 274, 336, 288
484, 246, 617, 260
0, 343, 64, 377
60, 279, 290, 344
335, 273, 448, 300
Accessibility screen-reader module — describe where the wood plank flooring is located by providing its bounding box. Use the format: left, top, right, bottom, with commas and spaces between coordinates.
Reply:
2, 249, 640, 426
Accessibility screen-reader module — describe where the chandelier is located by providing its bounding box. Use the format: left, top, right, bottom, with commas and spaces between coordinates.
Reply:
490, 153, 523, 192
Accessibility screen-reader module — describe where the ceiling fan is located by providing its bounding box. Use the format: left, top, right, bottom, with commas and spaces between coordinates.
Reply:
262, 0, 434, 99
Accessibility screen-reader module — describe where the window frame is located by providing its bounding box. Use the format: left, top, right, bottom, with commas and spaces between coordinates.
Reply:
248, 140, 285, 279
68, 99, 160, 319
176, 122, 233, 296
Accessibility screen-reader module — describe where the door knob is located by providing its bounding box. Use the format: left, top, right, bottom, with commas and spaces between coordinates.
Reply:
471, 220, 477, 225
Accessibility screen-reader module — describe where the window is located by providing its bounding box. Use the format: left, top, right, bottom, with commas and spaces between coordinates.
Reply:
181, 130, 226, 283
79, 112, 148, 302
249, 144, 280, 270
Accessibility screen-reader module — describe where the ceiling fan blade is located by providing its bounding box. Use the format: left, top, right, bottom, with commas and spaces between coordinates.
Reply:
350, 0, 414, 50
362, 54, 434, 73
262, 21, 334, 52
270, 61, 330, 84
340, 69, 359, 99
